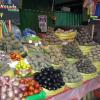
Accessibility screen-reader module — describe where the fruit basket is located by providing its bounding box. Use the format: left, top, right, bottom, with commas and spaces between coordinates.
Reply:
44, 86, 68, 97
3, 69, 14, 78
93, 61, 100, 73
55, 31, 77, 40
65, 81, 82, 88
51, 64, 61, 69
66, 58, 78, 64
79, 46, 94, 55
80, 72, 97, 82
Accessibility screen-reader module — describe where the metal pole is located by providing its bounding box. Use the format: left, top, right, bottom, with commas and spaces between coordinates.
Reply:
52, 0, 54, 11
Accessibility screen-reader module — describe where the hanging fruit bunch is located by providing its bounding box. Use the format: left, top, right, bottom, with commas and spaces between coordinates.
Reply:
15, 60, 34, 77
19, 78, 43, 97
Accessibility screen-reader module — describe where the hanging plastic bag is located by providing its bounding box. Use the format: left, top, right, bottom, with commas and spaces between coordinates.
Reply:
12, 25, 21, 40
22, 28, 36, 37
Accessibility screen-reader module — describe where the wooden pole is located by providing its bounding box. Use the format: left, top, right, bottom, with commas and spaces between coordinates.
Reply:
91, 24, 95, 40
7, 20, 12, 33
0, 21, 3, 40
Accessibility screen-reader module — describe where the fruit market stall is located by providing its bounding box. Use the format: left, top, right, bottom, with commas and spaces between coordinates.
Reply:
0, 22, 100, 100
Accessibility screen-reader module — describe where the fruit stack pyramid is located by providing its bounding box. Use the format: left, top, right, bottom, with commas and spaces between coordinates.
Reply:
15, 60, 33, 77
61, 41, 83, 58
19, 78, 43, 97
88, 45, 100, 61
44, 27, 62, 45
26, 46, 51, 71
43, 46, 83, 83
1, 33, 24, 53
44, 45, 69, 66
75, 57, 96, 74
76, 27, 97, 46
62, 64, 82, 83
34, 67, 65, 90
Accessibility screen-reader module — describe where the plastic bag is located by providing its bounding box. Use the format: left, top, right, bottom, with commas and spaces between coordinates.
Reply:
22, 28, 36, 36
12, 25, 21, 40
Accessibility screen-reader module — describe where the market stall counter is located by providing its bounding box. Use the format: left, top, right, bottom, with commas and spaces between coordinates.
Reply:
47, 76, 100, 100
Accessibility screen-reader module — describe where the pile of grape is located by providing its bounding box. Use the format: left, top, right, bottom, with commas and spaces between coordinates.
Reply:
75, 57, 96, 74
61, 41, 83, 58
88, 45, 100, 61
62, 64, 82, 83
2, 33, 24, 53
44, 29, 62, 45
34, 67, 65, 90
26, 47, 51, 71
44, 46, 69, 66
76, 27, 93, 45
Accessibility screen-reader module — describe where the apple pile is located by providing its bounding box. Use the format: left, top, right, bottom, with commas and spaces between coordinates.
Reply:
15, 60, 33, 77
19, 78, 43, 97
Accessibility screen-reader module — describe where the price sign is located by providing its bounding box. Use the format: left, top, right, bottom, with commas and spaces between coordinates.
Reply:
0, 0, 20, 24
0, 9, 20, 24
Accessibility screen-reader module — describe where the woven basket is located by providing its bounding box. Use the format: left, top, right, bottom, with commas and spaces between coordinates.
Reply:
81, 72, 97, 82
93, 61, 100, 73
55, 31, 77, 40
79, 46, 94, 55
65, 81, 82, 88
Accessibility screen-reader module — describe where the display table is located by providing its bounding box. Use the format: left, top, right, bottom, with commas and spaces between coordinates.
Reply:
47, 76, 100, 100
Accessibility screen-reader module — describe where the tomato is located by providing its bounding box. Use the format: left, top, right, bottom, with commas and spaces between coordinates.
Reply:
28, 91, 33, 96
34, 89, 39, 94
23, 92, 28, 97
28, 86, 34, 91
39, 87, 43, 91
19, 79, 25, 84
34, 83, 40, 88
